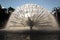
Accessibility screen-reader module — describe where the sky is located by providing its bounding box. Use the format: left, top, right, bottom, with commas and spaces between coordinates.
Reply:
0, 0, 60, 11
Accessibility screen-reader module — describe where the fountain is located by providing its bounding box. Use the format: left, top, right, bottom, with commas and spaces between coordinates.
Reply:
5, 4, 58, 31
1, 4, 59, 40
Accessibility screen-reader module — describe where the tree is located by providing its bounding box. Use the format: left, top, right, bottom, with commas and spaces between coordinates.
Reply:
8, 7, 15, 12
8, 7, 15, 16
0, 4, 2, 9
0, 4, 7, 28
0, 5, 15, 29
27, 17, 34, 30
52, 7, 60, 26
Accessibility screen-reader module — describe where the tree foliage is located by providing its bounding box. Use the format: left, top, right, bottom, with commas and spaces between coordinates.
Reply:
52, 7, 60, 25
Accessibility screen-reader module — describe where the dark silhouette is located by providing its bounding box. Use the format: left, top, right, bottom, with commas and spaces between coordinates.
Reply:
52, 7, 60, 26
0, 5, 7, 28
27, 17, 34, 30
8, 7, 15, 17
0, 5, 15, 29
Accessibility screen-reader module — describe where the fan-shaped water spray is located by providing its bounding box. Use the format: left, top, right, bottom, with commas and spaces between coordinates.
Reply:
5, 4, 58, 31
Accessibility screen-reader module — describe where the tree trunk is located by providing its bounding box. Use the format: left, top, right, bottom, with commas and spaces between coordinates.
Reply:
30, 26, 32, 31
